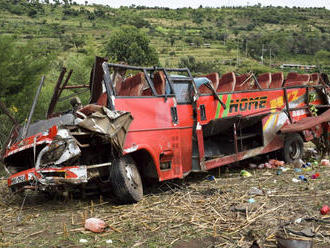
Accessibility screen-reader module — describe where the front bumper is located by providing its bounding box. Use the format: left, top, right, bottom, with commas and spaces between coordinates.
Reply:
8, 166, 88, 188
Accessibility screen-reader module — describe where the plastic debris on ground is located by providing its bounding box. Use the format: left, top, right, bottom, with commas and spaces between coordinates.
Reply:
264, 163, 272, 169
320, 159, 330, 167
311, 173, 320, 179
298, 175, 308, 182
206, 175, 216, 181
79, 239, 88, 243
268, 159, 285, 168
240, 170, 252, 178
293, 159, 305, 168
292, 178, 300, 183
320, 205, 329, 215
84, 218, 107, 233
248, 187, 263, 196
279, 167, 289, 172
248, 198, 255, 203
294, 218, 302, 224
106, 239, 113, 244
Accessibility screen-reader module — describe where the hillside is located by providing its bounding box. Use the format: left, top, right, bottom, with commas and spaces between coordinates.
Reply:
0, 0, 329, 137
0, 1, 329, 73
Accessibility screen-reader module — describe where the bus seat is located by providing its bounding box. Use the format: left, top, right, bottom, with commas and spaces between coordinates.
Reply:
257, 72, 271, 89
217, 72, 236, 92
310, 73, 320, 85
119, 72, 146, 96
142, 71, 166, 96
284, 72, 310, 87
234, 73, 253, 91
153, 71, 166, 95
269, 72, 284, 88
198, 72, 219, 94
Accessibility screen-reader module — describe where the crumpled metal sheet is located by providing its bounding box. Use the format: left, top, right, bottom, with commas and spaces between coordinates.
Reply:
280, 109, 330, 133
77, 106, 133, 152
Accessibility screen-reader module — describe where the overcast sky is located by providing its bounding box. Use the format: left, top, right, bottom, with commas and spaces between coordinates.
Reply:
73, 0, 330, 9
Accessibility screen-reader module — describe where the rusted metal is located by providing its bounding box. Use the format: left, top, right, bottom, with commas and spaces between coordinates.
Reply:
90, 56, 108, 104
47, 68, 66, 118
280, 109, 330, 133
61, 84, 89, 89
283, 88, 293, 123
58, 69, 73, 96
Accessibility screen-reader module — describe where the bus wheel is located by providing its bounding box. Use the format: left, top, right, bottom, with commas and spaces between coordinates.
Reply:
283, 133, 304, 163
110, 155, 143, 203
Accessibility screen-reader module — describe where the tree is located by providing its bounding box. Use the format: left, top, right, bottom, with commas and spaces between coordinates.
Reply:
0, 36, 51, 121
105, 26, 159, 66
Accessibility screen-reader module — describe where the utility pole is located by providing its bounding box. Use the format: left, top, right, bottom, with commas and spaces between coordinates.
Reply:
245, 39, 248, 57
237, 39, 240, 67
261, 44, 264, 65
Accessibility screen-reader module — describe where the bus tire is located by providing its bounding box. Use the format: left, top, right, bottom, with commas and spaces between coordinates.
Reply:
110, 155, 143, 203
283, 133, 304, 163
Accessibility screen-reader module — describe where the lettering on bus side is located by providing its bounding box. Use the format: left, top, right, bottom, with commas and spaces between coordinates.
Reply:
229, 96, 268, 113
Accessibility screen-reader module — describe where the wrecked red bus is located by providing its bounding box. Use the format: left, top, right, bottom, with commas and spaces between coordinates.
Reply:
2, 57, 330, 203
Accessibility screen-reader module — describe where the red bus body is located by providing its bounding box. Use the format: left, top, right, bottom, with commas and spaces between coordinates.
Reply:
2, 59, 329, 199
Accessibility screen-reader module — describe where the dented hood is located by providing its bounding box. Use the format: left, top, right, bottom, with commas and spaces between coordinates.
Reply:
77, 105, 133, 152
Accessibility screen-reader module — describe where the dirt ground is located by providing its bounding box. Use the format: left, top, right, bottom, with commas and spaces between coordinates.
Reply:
0, 154, 329, 248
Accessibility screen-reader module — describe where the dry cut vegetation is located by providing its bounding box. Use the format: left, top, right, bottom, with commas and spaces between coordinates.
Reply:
0, 154, 329, 248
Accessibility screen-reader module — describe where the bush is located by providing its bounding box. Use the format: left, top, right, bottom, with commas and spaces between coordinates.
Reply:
0, 35, 52, 122
169, 51, 176, 56
179, 56, 217, 73
105, 26, 159, 66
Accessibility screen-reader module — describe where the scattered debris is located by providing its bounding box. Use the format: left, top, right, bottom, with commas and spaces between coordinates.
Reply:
248, 187, 263, 196
320, 205, 329, 215
311, 173, 320, 179
293, 159, 305, 168
258, 163, 265, 169
276, 236, 313, 248
84, 218, 107, 233
294, 218, 303, 224
206, 175, 216, 181
79, 239, 88, 243
320, 159, 330, 167
241, 170, 252, 178
269, 159, 285, 167
286, 227, 315, 238
298, 175, 308, 182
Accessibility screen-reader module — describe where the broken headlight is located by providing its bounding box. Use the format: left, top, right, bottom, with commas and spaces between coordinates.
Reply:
37, 129, 81, 168
41, 139, 66, 165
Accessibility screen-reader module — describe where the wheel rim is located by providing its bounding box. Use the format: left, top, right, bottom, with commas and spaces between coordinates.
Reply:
125, 164, 139, 189
289, 141, 300, 159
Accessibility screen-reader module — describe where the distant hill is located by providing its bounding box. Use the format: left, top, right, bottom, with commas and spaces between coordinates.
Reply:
0, 0, 329, 74
0, 0, 329, 148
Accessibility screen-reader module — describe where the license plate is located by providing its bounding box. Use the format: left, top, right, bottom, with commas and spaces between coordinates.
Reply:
11, 175, 26, 185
